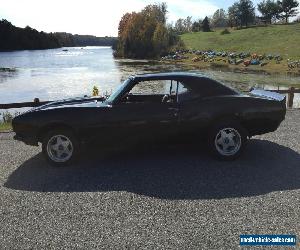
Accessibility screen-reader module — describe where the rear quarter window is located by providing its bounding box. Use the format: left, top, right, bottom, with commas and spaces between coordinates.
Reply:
184, 78, 237, 97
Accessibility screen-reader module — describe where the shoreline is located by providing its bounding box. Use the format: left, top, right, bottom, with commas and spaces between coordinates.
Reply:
161, 57, 300, 78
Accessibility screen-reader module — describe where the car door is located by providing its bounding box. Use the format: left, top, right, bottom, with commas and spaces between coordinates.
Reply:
109, 100, 179, 144
81, 79, 180, 146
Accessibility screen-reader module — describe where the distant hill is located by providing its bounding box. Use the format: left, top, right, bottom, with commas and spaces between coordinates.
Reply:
54, 33, 117, 47
0, 19, 117, 51
0, 19, 60, 50
181, 23, 300, 59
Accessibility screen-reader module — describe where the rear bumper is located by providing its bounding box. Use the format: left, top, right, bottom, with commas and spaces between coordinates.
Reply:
14, 133, 38, 146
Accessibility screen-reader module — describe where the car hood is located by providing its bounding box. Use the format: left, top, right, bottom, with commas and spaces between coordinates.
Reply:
27, 96, 108, 112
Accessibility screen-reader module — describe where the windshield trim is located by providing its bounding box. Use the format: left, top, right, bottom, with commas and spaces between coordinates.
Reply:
106, 78, 133, 105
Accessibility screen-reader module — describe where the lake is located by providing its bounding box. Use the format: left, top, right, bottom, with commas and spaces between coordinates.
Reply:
0, 46, 300, 108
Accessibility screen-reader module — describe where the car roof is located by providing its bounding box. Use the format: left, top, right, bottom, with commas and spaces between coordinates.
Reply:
131, 72, 237, 96
132, 72, 206, 81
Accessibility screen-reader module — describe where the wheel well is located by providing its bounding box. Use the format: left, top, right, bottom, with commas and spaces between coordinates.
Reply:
210, 115, 249, 136
38, 123, 75, 142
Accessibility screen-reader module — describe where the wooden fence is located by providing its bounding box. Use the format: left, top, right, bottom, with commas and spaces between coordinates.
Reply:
0, 87, 299, 109
0, 99, 50, 109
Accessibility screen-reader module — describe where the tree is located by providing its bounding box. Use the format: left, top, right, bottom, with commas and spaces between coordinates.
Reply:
0, 19, 61, 50
183, 16, 193, 32
202, 16, 211, 32
228, 3, 241, 27
174, 16, 193, 34
211, 9, 228, 27
166, 24, 184, 50
192, 20, 202, 32
174, 18, 185, 33
239, 0, 256, 27
54, 32, 75, 47
118, 13, 134, 37
115, 3, 183, 58
153, 23, 169, 55
228, 0, 255, 28
142, 2, 167, 24
258, 0, 281, 24
277, 0, 299, 23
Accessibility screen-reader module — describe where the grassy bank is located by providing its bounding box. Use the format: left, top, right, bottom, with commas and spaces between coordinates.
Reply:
0, 122, 12, 132
0, 111, 14, 132
182, 23, 300, 59
174, 23, 300, 75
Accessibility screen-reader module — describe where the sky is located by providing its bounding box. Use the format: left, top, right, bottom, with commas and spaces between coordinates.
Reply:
0, 0, 294, 37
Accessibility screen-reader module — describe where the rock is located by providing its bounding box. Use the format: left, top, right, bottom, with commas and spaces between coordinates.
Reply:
251, 59, 260, 65
244, 60, 251, 67
260, 62, 268, 67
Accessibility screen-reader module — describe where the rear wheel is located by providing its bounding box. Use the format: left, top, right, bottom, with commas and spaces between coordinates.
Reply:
208, 122, 247, 160
42, 129, 79, 166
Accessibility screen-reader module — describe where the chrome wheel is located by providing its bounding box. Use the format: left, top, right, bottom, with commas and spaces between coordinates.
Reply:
46, 135, 73, 163
214, 128, 242, 156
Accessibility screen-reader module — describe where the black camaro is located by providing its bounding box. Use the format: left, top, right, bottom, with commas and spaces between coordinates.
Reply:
13, 72, 286, 165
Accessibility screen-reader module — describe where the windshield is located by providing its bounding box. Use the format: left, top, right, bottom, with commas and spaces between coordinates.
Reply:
106, 79, 131, 104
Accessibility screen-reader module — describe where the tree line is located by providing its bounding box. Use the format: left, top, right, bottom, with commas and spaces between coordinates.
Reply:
0, 19, 117, 51
54, 33, 117, 47
0, 19, 60, 50
172, 0, 299, 34
173, 16, 211, 33
114, 3, 183, 59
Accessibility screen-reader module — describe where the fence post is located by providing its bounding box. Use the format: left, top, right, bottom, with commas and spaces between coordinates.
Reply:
287, 87, 295, 108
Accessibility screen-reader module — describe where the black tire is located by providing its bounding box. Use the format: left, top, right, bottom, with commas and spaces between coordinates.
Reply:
208, 121, 248, 161
42, 129, 79, 166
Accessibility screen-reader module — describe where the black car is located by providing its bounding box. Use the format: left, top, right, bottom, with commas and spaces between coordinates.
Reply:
13, 72, 286, 165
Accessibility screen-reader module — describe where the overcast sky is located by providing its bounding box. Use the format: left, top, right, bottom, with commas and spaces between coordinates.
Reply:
0, 0, 291, 37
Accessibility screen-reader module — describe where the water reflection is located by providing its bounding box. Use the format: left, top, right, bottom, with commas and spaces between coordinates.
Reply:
0, 68, 19, 84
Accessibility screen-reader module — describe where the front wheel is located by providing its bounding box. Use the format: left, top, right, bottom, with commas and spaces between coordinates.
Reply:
42, 129, 79, 166
208, 122, 248, 161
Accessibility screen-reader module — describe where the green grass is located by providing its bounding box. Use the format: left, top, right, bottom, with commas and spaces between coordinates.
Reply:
181, 23, 300, 59
0, 122, 12, 132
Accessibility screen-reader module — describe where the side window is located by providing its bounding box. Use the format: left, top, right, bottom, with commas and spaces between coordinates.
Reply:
130, 80, 171, 95
123, 79, 196, 104
177, 82, 189, 95
177, 82, 197, 103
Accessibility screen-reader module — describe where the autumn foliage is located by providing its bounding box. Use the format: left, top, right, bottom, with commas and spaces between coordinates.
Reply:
114, 3, 183, 59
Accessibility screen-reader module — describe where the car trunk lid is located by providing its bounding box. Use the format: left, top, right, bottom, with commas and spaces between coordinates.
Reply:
250, 89, 286, 102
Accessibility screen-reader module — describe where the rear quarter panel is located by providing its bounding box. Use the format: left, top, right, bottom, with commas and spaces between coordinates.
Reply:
179, 95, 286, 136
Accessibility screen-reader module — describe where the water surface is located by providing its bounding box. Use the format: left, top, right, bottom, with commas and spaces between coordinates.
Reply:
0, 46, 299, 108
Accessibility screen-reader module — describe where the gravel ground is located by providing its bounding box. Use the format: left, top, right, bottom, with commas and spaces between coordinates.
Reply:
0, 110, 299, 249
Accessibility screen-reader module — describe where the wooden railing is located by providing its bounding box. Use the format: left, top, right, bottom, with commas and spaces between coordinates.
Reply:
0, 99, 50, 109
0, 88, 299, 109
